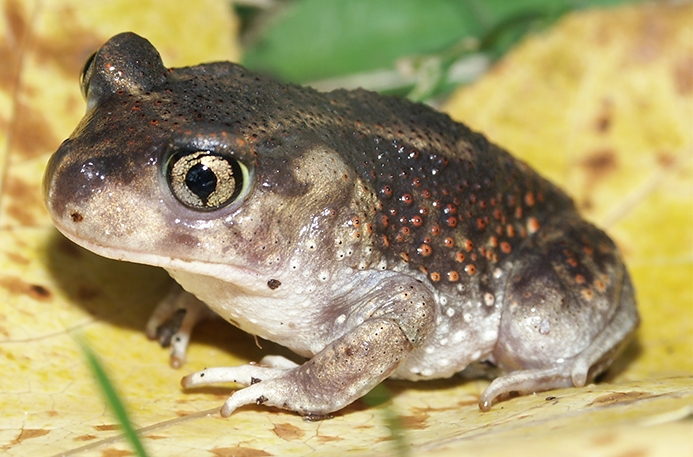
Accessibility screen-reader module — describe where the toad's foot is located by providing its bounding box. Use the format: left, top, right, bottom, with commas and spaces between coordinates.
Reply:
479, 297, 636, 411
481, 217, 639, 410
182, 319, 416, 419
145, 284, 218, 368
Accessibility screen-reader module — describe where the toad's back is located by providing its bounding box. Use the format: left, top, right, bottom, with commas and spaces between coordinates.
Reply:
316, 88, 574, 291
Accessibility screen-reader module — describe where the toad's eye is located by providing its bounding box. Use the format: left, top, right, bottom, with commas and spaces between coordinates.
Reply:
166, 150, 248, 211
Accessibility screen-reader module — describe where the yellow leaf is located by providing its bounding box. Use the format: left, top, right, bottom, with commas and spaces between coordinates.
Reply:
1, 1, 690, 456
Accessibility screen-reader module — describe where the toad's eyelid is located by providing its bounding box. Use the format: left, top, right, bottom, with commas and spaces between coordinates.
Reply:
79, 51, 97, 101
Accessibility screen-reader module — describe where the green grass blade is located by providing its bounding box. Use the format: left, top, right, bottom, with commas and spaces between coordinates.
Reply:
362, 384, 411, 457
79, 339, 149, 457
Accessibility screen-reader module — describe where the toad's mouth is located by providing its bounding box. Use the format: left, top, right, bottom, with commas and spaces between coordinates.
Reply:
51, 220, 266, 287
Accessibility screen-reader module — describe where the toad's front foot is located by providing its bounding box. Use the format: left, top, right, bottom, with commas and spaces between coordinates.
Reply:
182, 319, 415, 418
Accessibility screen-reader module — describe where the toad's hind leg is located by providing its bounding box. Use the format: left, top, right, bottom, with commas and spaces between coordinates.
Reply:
480, 217, 639, 411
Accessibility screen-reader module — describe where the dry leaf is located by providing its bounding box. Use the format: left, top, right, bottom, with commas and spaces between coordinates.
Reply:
0, 1, 690, 456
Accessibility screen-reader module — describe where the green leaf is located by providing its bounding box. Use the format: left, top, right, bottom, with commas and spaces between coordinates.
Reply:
241, 0, 644, 93
242, 0, 484, 82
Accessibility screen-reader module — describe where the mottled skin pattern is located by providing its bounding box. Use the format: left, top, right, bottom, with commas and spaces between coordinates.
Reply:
43, 33, 639, 419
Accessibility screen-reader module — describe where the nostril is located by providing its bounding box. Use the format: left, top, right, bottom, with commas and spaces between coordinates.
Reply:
70, 211, 84, 222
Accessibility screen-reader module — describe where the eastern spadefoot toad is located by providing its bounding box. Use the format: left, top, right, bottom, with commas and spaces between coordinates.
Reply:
43, 33, 639, 419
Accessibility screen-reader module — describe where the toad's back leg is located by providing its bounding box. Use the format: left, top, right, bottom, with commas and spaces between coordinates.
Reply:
480, 215, 638, 410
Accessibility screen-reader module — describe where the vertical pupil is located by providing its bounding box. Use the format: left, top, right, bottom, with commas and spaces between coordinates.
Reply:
185, 163, 217, 202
